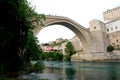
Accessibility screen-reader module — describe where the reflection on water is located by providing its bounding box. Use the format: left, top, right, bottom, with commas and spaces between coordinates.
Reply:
20, 61, 120, 80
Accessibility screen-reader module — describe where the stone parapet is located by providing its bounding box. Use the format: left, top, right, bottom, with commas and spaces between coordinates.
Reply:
71, 52, 120, 62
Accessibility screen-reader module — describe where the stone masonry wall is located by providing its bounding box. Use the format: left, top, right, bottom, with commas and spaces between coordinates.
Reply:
103, 6, 120, 22
71, 51, 120, 62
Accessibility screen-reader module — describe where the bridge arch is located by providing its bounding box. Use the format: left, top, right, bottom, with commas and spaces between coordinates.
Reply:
33, 15, 93, 53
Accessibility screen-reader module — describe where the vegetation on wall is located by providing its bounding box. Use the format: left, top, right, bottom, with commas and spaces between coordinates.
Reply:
107, 45, 114, 52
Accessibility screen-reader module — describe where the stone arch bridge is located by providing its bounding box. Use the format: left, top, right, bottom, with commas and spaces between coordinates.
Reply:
33, 15, 106, 54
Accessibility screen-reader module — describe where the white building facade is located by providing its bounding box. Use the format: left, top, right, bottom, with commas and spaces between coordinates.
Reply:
104, 6, 120, 50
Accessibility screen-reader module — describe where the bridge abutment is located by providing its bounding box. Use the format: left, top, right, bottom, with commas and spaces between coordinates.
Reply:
89, 19, 108, 53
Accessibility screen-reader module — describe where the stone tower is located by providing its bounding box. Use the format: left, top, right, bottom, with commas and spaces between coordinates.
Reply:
103, 6, 120, 22
89, 19, 108, 53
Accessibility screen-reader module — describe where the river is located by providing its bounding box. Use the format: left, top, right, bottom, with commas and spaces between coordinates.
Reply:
19, 61, 120, 80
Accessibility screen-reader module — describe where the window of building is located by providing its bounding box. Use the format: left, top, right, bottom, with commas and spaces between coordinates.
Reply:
115, 26, 118, 29
107, 34, 109, 38
116, 39, 118, 42
94, 26, 96, 29
111, 27, 113, 31
107, 29, 109, 32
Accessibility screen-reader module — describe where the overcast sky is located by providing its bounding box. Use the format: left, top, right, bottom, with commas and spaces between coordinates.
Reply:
27, 0, 120, 43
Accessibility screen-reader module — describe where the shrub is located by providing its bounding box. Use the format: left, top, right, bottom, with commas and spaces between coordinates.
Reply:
107, 45, 114, 52
34, 61, 45, 73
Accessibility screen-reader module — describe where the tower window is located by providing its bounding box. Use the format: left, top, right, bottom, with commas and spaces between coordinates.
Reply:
116, 39, 118, 42
111, 27, 113, 31
107, 34, 109, 38
94, 26, 96, 29
115, 26, 118, 29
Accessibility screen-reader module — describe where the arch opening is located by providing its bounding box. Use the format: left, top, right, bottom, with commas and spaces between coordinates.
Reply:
37, 25, 75, 43
35, 21, 91, 53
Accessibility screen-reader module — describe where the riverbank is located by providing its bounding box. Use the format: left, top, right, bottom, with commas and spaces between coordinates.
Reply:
71, 51, 120, 62
0, 61, 45, 79
78, 59, 120, 63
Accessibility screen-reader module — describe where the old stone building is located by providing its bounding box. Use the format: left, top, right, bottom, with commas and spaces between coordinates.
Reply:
103, 6, 120, 23
104, 6, 120, 50
64, 6, 120, 54
69, 36, 83, 53
71, 6, 120, 61
107, 31, 120, 50
89, 19, 108, 52
72, 6, 120, 52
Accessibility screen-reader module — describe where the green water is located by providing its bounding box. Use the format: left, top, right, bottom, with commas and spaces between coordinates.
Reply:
20, 61, 120, 80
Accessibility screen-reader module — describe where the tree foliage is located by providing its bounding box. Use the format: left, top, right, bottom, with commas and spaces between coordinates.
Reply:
65, 42, 76, 56
0, 0, 45, 74
64, 42, 76, 61
107, 45, 114, 52
40, 52, 63, 61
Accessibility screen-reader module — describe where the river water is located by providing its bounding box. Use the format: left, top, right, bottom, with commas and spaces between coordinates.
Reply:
19, 61, 120, 80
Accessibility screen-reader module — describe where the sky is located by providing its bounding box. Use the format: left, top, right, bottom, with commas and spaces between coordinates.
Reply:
27, 0, 120, 43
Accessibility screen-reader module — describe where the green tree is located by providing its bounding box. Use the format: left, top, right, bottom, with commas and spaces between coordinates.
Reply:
39, 52, 63, 61
0, 0, 45, 76
65, 42, 76, 56
43, 43, 49, 46
107, 45, 114, 52
25, 31, 42, 61
65, 42, 76, 61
